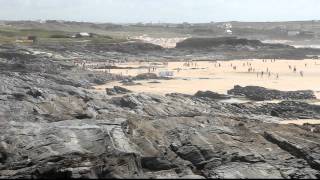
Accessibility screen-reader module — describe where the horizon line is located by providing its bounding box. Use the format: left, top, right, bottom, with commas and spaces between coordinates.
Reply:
1, 19, 320, 25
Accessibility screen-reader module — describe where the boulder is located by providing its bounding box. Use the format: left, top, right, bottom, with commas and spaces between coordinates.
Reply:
121, 79, 142, 86
141, 157, 176, 171
227, 85, 316, 101
134, 73, 158, 80
194, 90, 231, 100
106, 86, 131, 95
264, 131, 320, 171
119, 95, 142, 108
26, 88, 43, 98
175, 145, 205, 166
148, 80, 161, 84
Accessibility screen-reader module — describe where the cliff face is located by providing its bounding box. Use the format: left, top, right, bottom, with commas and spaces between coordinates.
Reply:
1, 45, 320, 179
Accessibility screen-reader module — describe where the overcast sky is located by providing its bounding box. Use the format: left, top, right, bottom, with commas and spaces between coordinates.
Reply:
0, 0, 319, 23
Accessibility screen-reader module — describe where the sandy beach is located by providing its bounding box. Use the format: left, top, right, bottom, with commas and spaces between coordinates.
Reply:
280, 119, 320, 125
94, 59, 320, 99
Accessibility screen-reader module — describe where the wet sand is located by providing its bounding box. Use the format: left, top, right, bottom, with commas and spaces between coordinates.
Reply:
93, 59, 320, 99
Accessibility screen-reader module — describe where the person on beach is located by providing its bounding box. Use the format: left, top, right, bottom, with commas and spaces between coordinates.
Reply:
300, 71, 304, 77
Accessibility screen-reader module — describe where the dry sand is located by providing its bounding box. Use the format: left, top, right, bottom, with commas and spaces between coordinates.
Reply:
280, 119, 320, 125
93, 59, 320, 99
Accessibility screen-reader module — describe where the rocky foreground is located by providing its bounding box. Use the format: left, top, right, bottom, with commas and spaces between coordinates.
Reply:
1, 46, 320, 179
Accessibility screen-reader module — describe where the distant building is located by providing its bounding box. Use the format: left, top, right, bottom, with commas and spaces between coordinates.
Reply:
39, 20, 46, 24
287, 30, 300, 36
224, 23, 232, 29
72, 32, 92, 38
221, 23, 233, 35
225, 29, 233, 35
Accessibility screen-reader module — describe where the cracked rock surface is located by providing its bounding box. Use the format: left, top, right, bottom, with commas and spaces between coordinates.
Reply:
0, 45, 320, 179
